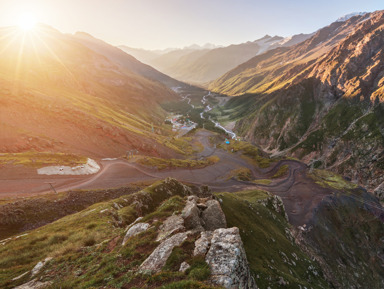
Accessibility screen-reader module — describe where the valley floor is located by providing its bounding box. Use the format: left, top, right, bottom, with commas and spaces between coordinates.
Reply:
1, 129, 336, 226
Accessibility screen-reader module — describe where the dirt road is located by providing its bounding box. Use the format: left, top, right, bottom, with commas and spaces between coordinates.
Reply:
0, 129, 334, 226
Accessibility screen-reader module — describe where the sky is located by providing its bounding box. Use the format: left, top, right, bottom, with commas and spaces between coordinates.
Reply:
0, 0, 383, 50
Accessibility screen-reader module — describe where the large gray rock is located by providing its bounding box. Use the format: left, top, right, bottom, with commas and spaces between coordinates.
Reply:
140, 232, 189, 273
182, 197, 204, 231
194, 231, 213, 256
201, 200, 227, 231
156, 214, 185, 242
205, 227, 257, 289
122, 222, 150, 245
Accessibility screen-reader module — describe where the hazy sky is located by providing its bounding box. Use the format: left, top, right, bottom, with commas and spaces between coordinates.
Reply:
1, 0, 383, 49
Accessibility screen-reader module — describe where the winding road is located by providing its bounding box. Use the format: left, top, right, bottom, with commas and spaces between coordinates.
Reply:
0, 88, 335, 226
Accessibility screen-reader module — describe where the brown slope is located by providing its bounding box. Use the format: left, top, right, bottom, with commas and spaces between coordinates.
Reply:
307, 11, 384, 101
210, 13, 372, 95
72, 32, 184, 88
212, 11, 384, 193
149, 48, 209, 72
161, 36, 285, 84
0, 25, 178, 158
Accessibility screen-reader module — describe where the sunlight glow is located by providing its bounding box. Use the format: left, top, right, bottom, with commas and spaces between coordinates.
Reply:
18, 12, 37, 31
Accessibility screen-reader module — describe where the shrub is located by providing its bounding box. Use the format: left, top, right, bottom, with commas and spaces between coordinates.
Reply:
83, 235, 97, 247
48, 234, 68, 245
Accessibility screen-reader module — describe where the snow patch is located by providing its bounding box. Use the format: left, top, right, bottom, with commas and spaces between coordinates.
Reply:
37, 158, 100, 175
336, 12, 367, 22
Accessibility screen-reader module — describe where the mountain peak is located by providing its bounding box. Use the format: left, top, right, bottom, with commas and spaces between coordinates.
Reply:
336, 12, 367, 22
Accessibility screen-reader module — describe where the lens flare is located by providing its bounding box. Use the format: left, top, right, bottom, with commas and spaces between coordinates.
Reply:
18, 12, 37, 31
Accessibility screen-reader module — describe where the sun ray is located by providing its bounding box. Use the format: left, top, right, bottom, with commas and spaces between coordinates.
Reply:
12, 31, 27, 94
18, 12, 37, 31
33, 30, 82, 88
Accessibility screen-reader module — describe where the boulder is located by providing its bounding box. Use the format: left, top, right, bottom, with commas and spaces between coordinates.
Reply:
179, 261, 191, 272
156, 214, 185, 242
201, 200, 227, 231
140, 232, 189, 273
125, 216, 143, 232
194, 231, 213, 256
182, 198, 204, 231
122, 222, 150, 245
205, 227, 257, 289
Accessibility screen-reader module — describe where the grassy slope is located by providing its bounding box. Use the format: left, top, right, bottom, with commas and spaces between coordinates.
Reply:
0, 179, 220, 289
217, 190, 329, 289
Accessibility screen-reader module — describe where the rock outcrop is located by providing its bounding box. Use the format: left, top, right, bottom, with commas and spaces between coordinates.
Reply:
181, 195, 227, 231
201, 199, 227, 230
137, 193, 256, 288
122, 222, 150, 245
205, 227, 257, 289
139, 232, 189, 273
156, 214, 184, 242
194, 231, 213, 256
182, 196, 204, 231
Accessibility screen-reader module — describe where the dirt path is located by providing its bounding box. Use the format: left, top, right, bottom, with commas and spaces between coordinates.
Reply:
0, 129, 333, 226
1, 85, 336, 227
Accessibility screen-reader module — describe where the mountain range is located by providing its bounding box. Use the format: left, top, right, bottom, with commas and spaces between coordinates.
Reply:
209, 11, 384, 193
120, 34, 313, 84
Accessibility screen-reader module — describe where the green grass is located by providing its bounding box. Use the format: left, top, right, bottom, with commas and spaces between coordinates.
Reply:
0, 178, 199, 289
272, 165, 289, 179
252, 179, 272, 185
0, 152, 87, 167
308, 169, 358, 191
216, 190, 329, 289
218, 140, 273, 168
226, 167, 253, 181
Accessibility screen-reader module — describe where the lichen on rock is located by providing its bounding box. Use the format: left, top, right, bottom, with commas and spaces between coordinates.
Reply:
205, 227, 257, 289
122, 222, 150, 245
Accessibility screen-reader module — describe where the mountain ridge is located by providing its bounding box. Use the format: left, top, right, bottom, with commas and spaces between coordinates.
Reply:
208, 10, 384, 193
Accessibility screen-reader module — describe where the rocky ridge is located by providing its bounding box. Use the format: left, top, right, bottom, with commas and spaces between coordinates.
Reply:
125, 194, 257, 288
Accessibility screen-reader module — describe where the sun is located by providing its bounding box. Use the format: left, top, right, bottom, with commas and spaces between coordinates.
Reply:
18, 12, 37, 31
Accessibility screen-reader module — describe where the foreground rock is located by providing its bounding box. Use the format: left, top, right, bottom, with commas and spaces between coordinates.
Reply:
139, 232, 189, 273
137, 193, 256, 288
122, 222, 150, 245
156, 215, 184, 242
206, 227, 257, 289
202, 199, 227, 230
181, 196, 227, 231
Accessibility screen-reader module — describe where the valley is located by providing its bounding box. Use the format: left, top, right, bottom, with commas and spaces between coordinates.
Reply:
2, 86, 384, 288
1, 4, 384, 288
